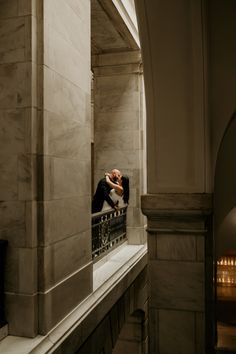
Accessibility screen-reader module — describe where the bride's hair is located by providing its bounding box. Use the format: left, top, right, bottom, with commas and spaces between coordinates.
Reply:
121, 175, 129, 204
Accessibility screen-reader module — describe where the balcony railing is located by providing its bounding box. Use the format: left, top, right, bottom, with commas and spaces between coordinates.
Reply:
92, 207, 127, 260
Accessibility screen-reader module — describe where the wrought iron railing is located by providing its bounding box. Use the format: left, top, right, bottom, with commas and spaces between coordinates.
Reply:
92, 207, 127, 260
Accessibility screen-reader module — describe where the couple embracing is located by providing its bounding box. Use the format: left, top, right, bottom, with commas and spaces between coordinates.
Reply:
92, 169, 129, 213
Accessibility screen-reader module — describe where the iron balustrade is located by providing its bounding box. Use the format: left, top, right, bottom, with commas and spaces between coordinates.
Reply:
0, 240, 8, 328
92, 207, 127, 260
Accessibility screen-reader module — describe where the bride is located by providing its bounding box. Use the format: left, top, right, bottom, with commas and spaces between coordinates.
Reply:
102, 173, 129, 211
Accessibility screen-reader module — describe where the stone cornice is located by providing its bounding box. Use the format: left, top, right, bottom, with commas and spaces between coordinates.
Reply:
141, 193, 213, 217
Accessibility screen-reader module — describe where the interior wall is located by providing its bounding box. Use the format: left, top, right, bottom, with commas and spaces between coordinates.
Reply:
208, 0, 236, 257
93, 51, 146, 244
135, 0, 209, 193
214, 115, 236, 257
38, 0, 92, 334
208, 0, 236, 171
0, 0, 38, 337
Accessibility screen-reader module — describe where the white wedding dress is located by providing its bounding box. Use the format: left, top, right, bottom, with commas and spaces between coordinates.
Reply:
102, 189, 126, 211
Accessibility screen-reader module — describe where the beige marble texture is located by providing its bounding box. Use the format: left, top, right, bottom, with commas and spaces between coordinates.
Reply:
0, 62, 31, 109
0, 201, 25, 247
5, 293, 38, 337
0, 17, 28, 64
38, 262, 92, 334
156, 234, 197, 261
44, 111, 91, 159
39, 197, 90, 245
0, 109, 25, 154
149, 260, 204, 311
159, 309, 195, 354
5, 246, 37, 294
44, 67, 90, 123
38, 231, 91, 290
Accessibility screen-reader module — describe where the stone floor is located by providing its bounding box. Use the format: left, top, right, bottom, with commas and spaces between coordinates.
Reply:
216, 322, 236, 353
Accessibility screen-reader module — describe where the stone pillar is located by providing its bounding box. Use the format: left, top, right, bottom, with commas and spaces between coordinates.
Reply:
142, 194, 213, 354
135, 0, 214, 351
0, 0, 38, 337
37, 0, 92, 334
93, 51, 146, 244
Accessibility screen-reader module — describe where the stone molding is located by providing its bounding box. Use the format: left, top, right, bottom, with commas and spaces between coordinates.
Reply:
92, 50, 141, 68
141, 193, 213, 234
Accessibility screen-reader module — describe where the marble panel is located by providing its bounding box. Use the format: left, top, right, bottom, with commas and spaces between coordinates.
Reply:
93, 63, 141, 77
95, 130, 136, 151
44, 0, 89, 55
64, 0, 89, 23
147, 234, 157, 259
95, 74, 139, 93
195, 312, 205, 354
149, 308, 159, 353
92, 50, 141, 67
44, 67, 90, 123
5, 293, 38, 337
159, 309, 195, 354
18, 153, 37, 201
149, 260, 204, 311
95, 111, 139, 131
44, 22, 90, 92
0, 0, 18, 19
0, 201, 26, 247
127, 227, 146, 245
95, 149, 139, 171
39, 196, 90, 246
5, 246, 37, 294
50, 158, 90, 199
196, 235, 205, 261
25, 201, 37, 247
44, 110, 91, 159
0, 62, 31, 109
156, 234, 196, 261
25, 107, 41, 154
0, 17, 26, 64
18, 0, 35, 16
0, 154, 17, 200
38, 231, 91, 290
38, 262, 92, 334
95, 91, 139, 113
0, 109, 25, 154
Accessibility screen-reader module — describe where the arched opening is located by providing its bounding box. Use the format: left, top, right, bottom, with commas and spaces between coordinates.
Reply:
214, 111, 236, 350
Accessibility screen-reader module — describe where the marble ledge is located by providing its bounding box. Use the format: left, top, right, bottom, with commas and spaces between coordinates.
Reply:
0, 243, 147, 354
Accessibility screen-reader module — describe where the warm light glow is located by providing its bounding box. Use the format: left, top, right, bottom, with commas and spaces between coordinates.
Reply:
217, 255, 236, 286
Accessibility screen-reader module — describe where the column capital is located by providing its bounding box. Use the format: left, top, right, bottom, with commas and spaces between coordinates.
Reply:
141, 193, 213, 234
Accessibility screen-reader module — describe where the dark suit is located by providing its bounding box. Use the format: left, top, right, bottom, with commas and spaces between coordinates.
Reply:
92, 177, 115, 213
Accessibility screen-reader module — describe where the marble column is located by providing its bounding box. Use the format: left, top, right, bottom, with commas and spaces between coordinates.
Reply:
37, 0, 93, 334
93, 51, 146, 244
0, 0, 38, 337
142, 194, 213, 354
135, 0, 214, 352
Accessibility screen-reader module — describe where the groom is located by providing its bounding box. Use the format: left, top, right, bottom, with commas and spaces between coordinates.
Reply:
92, 169, 121, 213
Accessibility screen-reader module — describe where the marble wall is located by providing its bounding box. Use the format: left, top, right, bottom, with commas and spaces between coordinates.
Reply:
0, 0, 38, 337
93, 51, 146, 244
0, 0, 93, 337
135, 0, 210, 194
38, 0, 92, 334
142, 194, 213, 354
